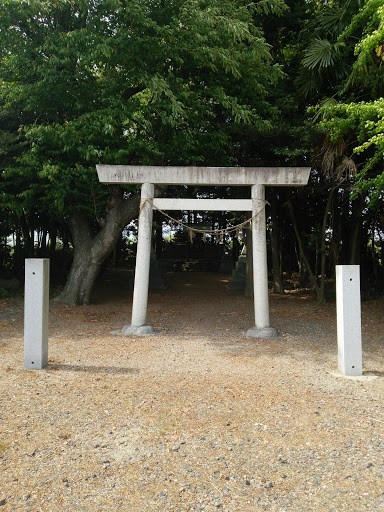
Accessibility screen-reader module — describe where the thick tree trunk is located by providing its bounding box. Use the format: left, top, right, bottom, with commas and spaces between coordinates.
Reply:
55, 187, 140, 305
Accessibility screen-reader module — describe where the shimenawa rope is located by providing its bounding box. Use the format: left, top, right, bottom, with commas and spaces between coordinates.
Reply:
139, 198, 268, 240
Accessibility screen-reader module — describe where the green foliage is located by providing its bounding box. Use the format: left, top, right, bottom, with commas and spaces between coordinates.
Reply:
0, 0, 285, 222
309, 0, 384, 206
302, 39, 345, 70
316, 98, 384, 205
343, 0, 384, 97
296, 0, 362, 98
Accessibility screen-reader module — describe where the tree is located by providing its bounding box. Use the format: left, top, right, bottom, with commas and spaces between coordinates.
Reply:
268, 0, 384, 299
295, 0, 363, 99
313, 0, 384, 281
0, 0, 286, 304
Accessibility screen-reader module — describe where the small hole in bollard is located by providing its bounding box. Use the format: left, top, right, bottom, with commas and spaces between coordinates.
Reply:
349, 278, 352, 281
352, 365, 355, 368
32, 272, 35, 275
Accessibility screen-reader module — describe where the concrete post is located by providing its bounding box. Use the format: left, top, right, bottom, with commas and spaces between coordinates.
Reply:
121, 183, 155, 335
24, 259, 49, 369
246, 185, 279, 339
336, 265, 363, 376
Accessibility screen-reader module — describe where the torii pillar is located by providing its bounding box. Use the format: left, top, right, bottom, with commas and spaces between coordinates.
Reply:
97, 165, 310, 338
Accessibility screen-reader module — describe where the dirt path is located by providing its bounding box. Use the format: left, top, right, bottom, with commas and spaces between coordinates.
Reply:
0, 272, 383, 511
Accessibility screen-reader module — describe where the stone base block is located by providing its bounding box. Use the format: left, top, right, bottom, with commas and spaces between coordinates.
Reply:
329, 370, 377, 382
120, 324, 155, 336
246, 326, 280, 339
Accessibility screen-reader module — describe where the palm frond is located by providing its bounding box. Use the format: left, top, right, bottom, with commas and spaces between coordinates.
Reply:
302, 39, 345, 70
315, 11, 345, 37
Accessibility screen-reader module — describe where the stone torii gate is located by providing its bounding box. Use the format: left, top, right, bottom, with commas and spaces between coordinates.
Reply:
97, 165, 310, 338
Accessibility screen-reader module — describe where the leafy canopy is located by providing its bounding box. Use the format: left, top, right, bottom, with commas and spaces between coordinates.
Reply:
0, 0, 285, 221
306, 0, 384, 206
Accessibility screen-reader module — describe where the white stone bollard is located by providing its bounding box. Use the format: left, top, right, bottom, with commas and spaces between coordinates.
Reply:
24, 259, 50, 369
336, 265, 362, 376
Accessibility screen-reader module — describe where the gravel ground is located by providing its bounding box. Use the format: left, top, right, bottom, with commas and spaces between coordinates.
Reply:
0, 271, 383, 512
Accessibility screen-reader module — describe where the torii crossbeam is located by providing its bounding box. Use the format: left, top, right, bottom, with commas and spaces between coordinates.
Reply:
97, 165, 311, 338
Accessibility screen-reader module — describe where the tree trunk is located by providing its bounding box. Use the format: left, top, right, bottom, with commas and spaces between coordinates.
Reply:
371, 223, 381, 287
154, 210, 163, 259
286, 201, 320, 300
319, 186, 336, 303
381, 238, 384, 288
348, 194, 364, 265
49, 226, 57, 259
20, 213, 34, 258
293, 241, 302, 275
245, 227, 253, 298
270, 193, 284, 294
54, 187, 140, 305
232, 237, 240, 261
39, 228, 48, 255
14, 226, 23, 275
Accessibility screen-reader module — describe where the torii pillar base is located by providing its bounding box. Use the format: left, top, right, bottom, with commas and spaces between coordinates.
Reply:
246, 326, 280, 339
121, 325, 154, 336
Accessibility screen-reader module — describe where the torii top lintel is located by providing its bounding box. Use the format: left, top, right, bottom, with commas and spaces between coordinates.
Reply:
96, 165, 311, 187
